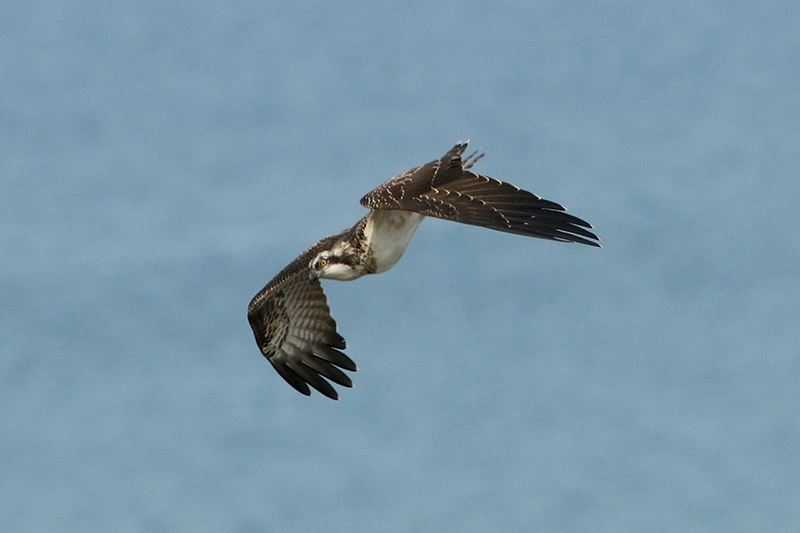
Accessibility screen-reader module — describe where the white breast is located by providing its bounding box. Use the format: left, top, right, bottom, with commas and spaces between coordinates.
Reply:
364, 209, 425, 273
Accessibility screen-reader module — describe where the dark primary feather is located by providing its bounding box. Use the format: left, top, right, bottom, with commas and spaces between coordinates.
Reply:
361, 142, 601, 247
247, 236, 356, 400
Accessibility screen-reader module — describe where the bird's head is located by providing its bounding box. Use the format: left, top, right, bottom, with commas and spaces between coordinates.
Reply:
310, 248, 361, 281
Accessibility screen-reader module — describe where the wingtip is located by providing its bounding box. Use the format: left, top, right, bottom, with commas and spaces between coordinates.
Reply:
322, 389, 340, 401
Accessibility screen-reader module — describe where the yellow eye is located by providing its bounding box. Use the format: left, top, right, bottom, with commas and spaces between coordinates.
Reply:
319, 258, 328, 267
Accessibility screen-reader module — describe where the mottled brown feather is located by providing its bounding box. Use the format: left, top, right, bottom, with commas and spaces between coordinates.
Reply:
248, 236, 356, 400
361, 142, 600, 247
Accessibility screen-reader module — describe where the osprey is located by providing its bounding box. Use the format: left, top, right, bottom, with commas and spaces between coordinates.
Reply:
248, 142, 600, 399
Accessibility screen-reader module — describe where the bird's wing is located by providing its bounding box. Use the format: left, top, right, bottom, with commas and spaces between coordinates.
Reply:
247, 243, 356, 400
361, 142, 600, 247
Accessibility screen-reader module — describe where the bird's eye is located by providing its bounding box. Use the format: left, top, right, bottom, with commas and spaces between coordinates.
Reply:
319, 258, 328, 267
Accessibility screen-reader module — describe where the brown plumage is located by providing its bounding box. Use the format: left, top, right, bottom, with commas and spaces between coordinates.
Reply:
248, 142, 600, 399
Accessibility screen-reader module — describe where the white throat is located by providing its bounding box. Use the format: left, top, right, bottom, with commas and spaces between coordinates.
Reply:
364, 209, 424, 274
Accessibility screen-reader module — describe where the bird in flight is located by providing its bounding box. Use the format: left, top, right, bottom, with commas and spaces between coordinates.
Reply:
248, 142, 600, 399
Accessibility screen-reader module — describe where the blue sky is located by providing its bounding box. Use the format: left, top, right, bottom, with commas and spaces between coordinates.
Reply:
2, 1, 799, 531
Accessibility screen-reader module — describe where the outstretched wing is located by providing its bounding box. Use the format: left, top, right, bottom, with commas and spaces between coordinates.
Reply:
247, 243, 357, 400
361, 142, 600, 247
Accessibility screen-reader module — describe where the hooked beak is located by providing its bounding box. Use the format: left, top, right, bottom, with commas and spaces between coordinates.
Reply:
308, 270, 318, 282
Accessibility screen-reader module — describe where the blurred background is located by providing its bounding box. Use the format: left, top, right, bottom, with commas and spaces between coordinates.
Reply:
2, 0, 798, 531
